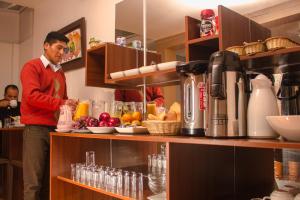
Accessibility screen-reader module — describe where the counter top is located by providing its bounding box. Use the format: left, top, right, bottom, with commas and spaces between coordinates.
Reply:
51, 132, 300, 150
0, 127, 24, 132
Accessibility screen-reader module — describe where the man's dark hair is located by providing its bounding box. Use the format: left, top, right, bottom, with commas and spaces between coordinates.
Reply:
44, 31, 69, 45
4, 84, 18, 95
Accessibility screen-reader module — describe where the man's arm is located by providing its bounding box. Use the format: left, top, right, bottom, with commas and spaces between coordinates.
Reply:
0, 99, 9, 108
21, 63, 65, 111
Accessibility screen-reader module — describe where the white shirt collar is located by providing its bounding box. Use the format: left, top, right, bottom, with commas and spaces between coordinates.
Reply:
40, 55, 62, 72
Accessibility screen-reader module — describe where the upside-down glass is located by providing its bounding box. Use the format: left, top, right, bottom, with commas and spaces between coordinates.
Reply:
75, 163, 82, 182
138, 173, 144, 199
71, 163, 76, 181
124, 171, 130, 197
86, 151, 95, 167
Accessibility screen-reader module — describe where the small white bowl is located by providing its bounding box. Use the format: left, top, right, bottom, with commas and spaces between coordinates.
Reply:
110, 71, 124, 79
266, 115, 300, 141
124, 68, 140, 76
139, 65, 157, 74
157, 61, 181, 71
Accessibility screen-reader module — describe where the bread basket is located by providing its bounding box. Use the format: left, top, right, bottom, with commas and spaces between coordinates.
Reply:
243, 41, 265, 55
142, 120, 180, 136
265, 36, 299, 51
226, 46, 244, 56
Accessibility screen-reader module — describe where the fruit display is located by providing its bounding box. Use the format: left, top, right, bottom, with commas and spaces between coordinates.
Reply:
147, 102, 181, 122
121, 111, 142, 127
72, 112, 121, 129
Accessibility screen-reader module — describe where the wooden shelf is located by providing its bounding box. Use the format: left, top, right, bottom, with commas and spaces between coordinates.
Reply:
51, 132, 300, 150
106, 68, 179, 87
187, 35, 219, 47
57, 176, 134, 200
240, 46, 300, 61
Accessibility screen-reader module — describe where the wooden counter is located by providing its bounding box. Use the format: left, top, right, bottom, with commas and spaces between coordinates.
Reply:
0, 127, 24, 200
50, 132, 288, 200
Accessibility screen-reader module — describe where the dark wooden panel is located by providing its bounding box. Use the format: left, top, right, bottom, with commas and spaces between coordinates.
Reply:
188, 44, 218, 61
137, 50, 162, 66
9, 132, 22, 162
12, 166, 23, 200
249, 20, 271, 42
106, 43, 138, 74
169, 143, 235, 200
185, 16, 201, 41
235, 147, 274, 200
85, 49, 106, 87
219, 5, 251, 50
111, 141, 161, 168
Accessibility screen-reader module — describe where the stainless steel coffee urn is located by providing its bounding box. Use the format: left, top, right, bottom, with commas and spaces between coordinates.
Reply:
176, 60, 208, 136
206, 51, 246, 138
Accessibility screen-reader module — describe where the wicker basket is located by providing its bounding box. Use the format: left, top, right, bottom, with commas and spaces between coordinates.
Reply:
226, 46, 244, 56
143, 120, 180, 136
243, 41, 265, 55
265, 36, 299, 51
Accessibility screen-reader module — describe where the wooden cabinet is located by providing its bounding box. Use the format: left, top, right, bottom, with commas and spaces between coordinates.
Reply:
86, 42, 161, 87
185, 5, 271, 62
0, 128, 23, 200
49, 133, 300, 200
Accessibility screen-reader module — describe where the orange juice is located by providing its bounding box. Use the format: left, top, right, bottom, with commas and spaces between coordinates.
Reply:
147, 103, 156, 115
74, 101, 89, 120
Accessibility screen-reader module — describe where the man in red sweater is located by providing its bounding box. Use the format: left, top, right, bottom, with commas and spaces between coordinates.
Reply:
20, 31, 77, 200
115, 87, 164, 106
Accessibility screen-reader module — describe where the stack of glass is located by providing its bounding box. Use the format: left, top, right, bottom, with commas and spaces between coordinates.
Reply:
147, 144, 167, 194
70, 151, 144, 199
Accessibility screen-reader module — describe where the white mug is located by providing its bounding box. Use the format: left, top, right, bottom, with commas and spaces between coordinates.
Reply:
10, 100, 17, 108
263, 190, 294, 200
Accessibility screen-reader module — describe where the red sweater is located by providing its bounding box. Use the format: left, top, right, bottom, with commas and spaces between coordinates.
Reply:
115, 87, 164, 106
20, 58, 67, 126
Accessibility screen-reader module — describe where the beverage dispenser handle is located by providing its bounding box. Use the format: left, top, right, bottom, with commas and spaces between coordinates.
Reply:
211, 64, 225, 99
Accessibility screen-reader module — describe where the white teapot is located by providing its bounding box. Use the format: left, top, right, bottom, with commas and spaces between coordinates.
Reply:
57, 105, 73, 131
247, 74, 279, 138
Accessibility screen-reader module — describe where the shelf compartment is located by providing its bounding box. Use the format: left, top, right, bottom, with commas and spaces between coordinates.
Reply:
106, 68, 180, 87
187, 35, 219, 47
51, 132, 300, 150
57, 176, 134, 200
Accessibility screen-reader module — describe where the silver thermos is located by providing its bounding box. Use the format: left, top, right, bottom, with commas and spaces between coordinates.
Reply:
206, 51, 246, 138
176, 60, 208, 136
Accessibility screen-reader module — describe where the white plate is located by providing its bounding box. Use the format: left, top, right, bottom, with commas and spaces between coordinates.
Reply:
72, 129, 91, 133
115, 126, 148, 134
124, 68, 140, 76
110, 71, 124, 79
87, 127, 115, 134
157, 61, 181, 71
55, 129, 71, 133
139, 65, 157, 74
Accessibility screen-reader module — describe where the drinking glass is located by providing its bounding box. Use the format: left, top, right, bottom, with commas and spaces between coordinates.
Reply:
86, 167, 92, 186
146, 102, 156, 115
157, 155, 162, 169
109, 101, 123, 118
75, 163, 82, 182
91, 100, 105, 119
71, 163, 76, 181
123, 102, 136, 114
152, 154, 157, 168
80, 166, 87, 184
124, 171, 130, 197
138, 173, 144, 200
148, 154, 152, 168
162, 155, 167, 170
131, 172, 137, 199
117, 170, 123, 194
92, 170, 98, 188
86, 151, 95, 167
4, 118, 11, 128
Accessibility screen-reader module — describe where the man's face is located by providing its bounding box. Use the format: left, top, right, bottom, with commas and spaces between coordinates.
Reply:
44, 40, 67, 65
5, 88, 18, 101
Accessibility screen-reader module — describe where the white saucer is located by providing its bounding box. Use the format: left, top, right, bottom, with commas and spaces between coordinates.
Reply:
55, 129, 71, 133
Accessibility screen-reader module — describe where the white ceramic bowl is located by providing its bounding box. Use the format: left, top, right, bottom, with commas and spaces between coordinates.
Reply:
157, 61, 181, 71
87, 127, 115, 134
123, 68, 140, 76
110, 71, 124, 79
139, 65, 157, 74
266, 115, 300, 141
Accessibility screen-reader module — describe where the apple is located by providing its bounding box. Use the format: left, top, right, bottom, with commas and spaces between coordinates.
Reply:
107, 121, 114, 127
98, 120, 108, 127
108, 117, 121, 127
99, 112, 111, 122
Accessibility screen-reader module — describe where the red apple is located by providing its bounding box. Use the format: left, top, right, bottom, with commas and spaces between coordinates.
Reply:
98, 120, 108, 127
99, 112, 111, 122
107, 121, 114, 127
108, 117, 121, 127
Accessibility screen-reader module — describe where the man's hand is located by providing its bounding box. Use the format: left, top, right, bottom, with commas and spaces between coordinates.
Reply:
0, 99, 10, 108
65, 99, 78, 112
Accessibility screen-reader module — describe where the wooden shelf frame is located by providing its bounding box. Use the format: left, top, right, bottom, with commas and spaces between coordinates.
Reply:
57, 176, 134, 200
52, 132, 300, 151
